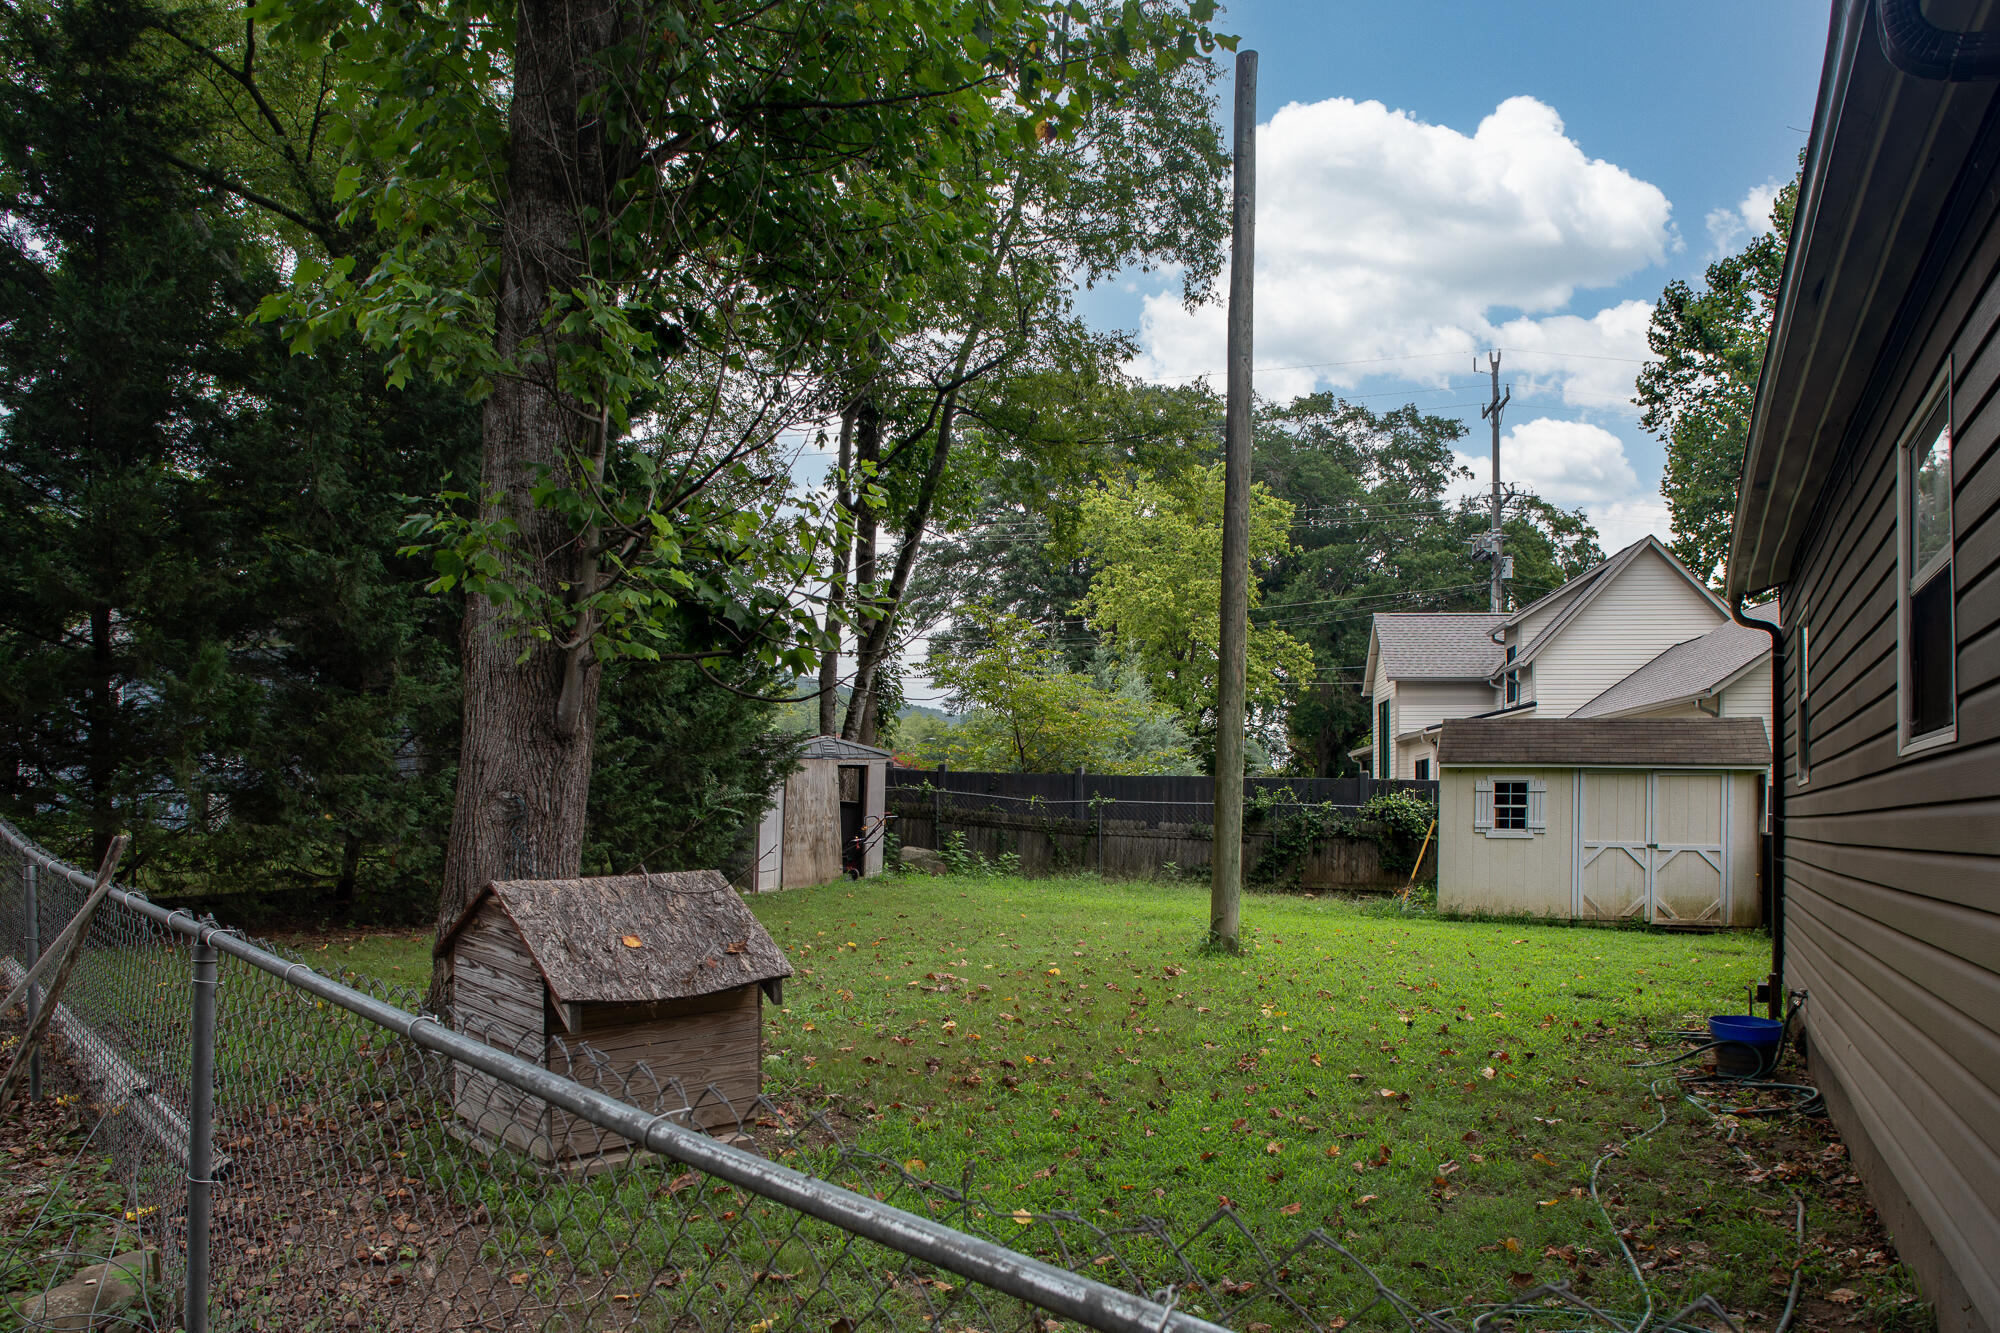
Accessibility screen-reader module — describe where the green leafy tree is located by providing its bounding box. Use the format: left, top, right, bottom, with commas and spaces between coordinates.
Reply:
821, 36, 1232, 745
1248, 394, 1602, 772
1636, 172, 1799, 586
584, 656, 807, 879
917, 610, 1194, 774
0, 0, 479, 915
257, 0, 1230, 943
1076, 463, 1314, 765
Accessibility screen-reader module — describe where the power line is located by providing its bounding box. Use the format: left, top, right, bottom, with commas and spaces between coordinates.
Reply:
1137, 346, 1649, 384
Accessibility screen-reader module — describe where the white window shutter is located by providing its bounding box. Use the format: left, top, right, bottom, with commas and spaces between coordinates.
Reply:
1527, 778, 1547, 830
1473, 778, 1493, 831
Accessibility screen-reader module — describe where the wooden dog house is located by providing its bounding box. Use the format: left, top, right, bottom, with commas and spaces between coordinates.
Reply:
438, 870, 790, 1160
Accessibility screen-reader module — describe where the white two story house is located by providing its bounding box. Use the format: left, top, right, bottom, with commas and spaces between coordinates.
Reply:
1361, 536, 1775, 779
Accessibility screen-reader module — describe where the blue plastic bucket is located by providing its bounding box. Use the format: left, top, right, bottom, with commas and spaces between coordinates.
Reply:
1709, 1014, 1784, 1074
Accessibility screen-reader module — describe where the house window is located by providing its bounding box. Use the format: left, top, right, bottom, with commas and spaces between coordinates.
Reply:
1900, 375, 1955, 751
1414, 758, 1430, 780
1378, 699, 1392, 779
1796, 620, 1811, 786
1504, 644, 1519, 705
1473, 776, 1545, 838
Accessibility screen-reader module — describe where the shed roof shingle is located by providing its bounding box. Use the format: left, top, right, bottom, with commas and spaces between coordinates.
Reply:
438, 871, 791, 1003
1570, 621, 1771, 718
1371, 612, 1508, 680
1437, 717, 1770, 769
801, 735, 892, 760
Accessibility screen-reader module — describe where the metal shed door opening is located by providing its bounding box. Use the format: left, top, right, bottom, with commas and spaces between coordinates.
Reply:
1576, 771, 1729, 924
838, 764, 867, 876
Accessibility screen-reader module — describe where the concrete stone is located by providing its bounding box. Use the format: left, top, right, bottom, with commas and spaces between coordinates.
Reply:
899, 847, 947, 876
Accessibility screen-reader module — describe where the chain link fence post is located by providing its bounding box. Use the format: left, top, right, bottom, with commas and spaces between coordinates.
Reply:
22, 860, 38, 1101
185, 931, 219, 1333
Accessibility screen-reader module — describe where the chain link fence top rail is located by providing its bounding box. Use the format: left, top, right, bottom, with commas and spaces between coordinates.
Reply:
3, 820, 1774, 1333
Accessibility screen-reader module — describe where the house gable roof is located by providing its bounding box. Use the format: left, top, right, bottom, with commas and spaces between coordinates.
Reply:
1510, 537, 1731, 671
437, 871, 791, 1004
1570, 620, 1773, 719
1437, 717, 1770, 769
1367, 612, 1508, 683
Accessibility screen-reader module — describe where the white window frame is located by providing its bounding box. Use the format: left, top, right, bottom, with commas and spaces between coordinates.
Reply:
1473, 774, 1546, 840
1897, 363, 1957, 756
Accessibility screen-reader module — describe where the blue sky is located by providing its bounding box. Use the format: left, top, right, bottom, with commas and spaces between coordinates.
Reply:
1080, 0, 1829, 552
875, 1, 1831, 708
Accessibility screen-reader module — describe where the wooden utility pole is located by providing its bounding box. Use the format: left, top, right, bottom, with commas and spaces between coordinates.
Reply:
1211, 49, 1257, 951
1479, 352, 1511, 613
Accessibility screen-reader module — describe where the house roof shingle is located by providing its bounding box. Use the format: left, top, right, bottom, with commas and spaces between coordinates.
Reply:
1437, 717, 1770, 769
1371, 612, 1508, 680
1570, 621, 1772, 719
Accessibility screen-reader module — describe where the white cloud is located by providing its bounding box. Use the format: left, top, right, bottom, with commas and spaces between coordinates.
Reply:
1704, 179, 1782, 258
1452, 417, 1634, 505
1450, 418, 1666, 553
1487, 301, 1653, 411
1129, 95, 1673, 405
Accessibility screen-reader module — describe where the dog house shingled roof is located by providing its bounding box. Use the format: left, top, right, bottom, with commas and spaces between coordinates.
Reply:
436, 870, 791, 1005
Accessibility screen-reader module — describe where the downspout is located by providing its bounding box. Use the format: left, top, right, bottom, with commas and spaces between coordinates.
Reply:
1877, 0, 2000, 81
1733, 594, 1785, 1020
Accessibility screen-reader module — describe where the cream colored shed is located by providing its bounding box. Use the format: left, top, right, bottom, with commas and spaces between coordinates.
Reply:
1436, 718, 1769, 926
751, 735, 890, 890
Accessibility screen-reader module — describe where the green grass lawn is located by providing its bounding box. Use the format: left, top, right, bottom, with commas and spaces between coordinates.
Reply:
289, 874, 1924, 1329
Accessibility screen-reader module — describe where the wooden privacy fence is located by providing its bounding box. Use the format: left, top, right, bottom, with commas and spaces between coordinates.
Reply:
886, 769, 1439, 891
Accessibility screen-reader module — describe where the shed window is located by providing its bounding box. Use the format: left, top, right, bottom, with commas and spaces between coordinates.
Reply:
1473, 776, 1545, 838
1899, 378, 1956, 751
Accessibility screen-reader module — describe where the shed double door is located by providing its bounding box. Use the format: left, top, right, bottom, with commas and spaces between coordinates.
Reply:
1576, 771, 1729, 925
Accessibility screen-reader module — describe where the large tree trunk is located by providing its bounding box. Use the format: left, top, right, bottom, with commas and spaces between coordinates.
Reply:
433, 0, 627, 1002
817, 405, 857, 736
843, 393, 956, 743
839, 398, 880, 739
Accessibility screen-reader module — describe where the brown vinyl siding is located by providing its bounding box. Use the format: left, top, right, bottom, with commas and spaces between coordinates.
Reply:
1778, 143, 2000, 1324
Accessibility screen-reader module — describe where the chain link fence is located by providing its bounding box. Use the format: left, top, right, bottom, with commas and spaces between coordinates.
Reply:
3, 820, 1772, 1332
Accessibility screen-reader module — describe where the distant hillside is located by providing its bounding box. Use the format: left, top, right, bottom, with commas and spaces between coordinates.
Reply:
772, 688, 956, 734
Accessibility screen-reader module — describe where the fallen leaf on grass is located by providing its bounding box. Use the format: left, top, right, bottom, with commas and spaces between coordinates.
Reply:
1278, 1202, 1302, 1216
1827, 1289, 1861, 1305
1011, 1209, 1034, 1226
